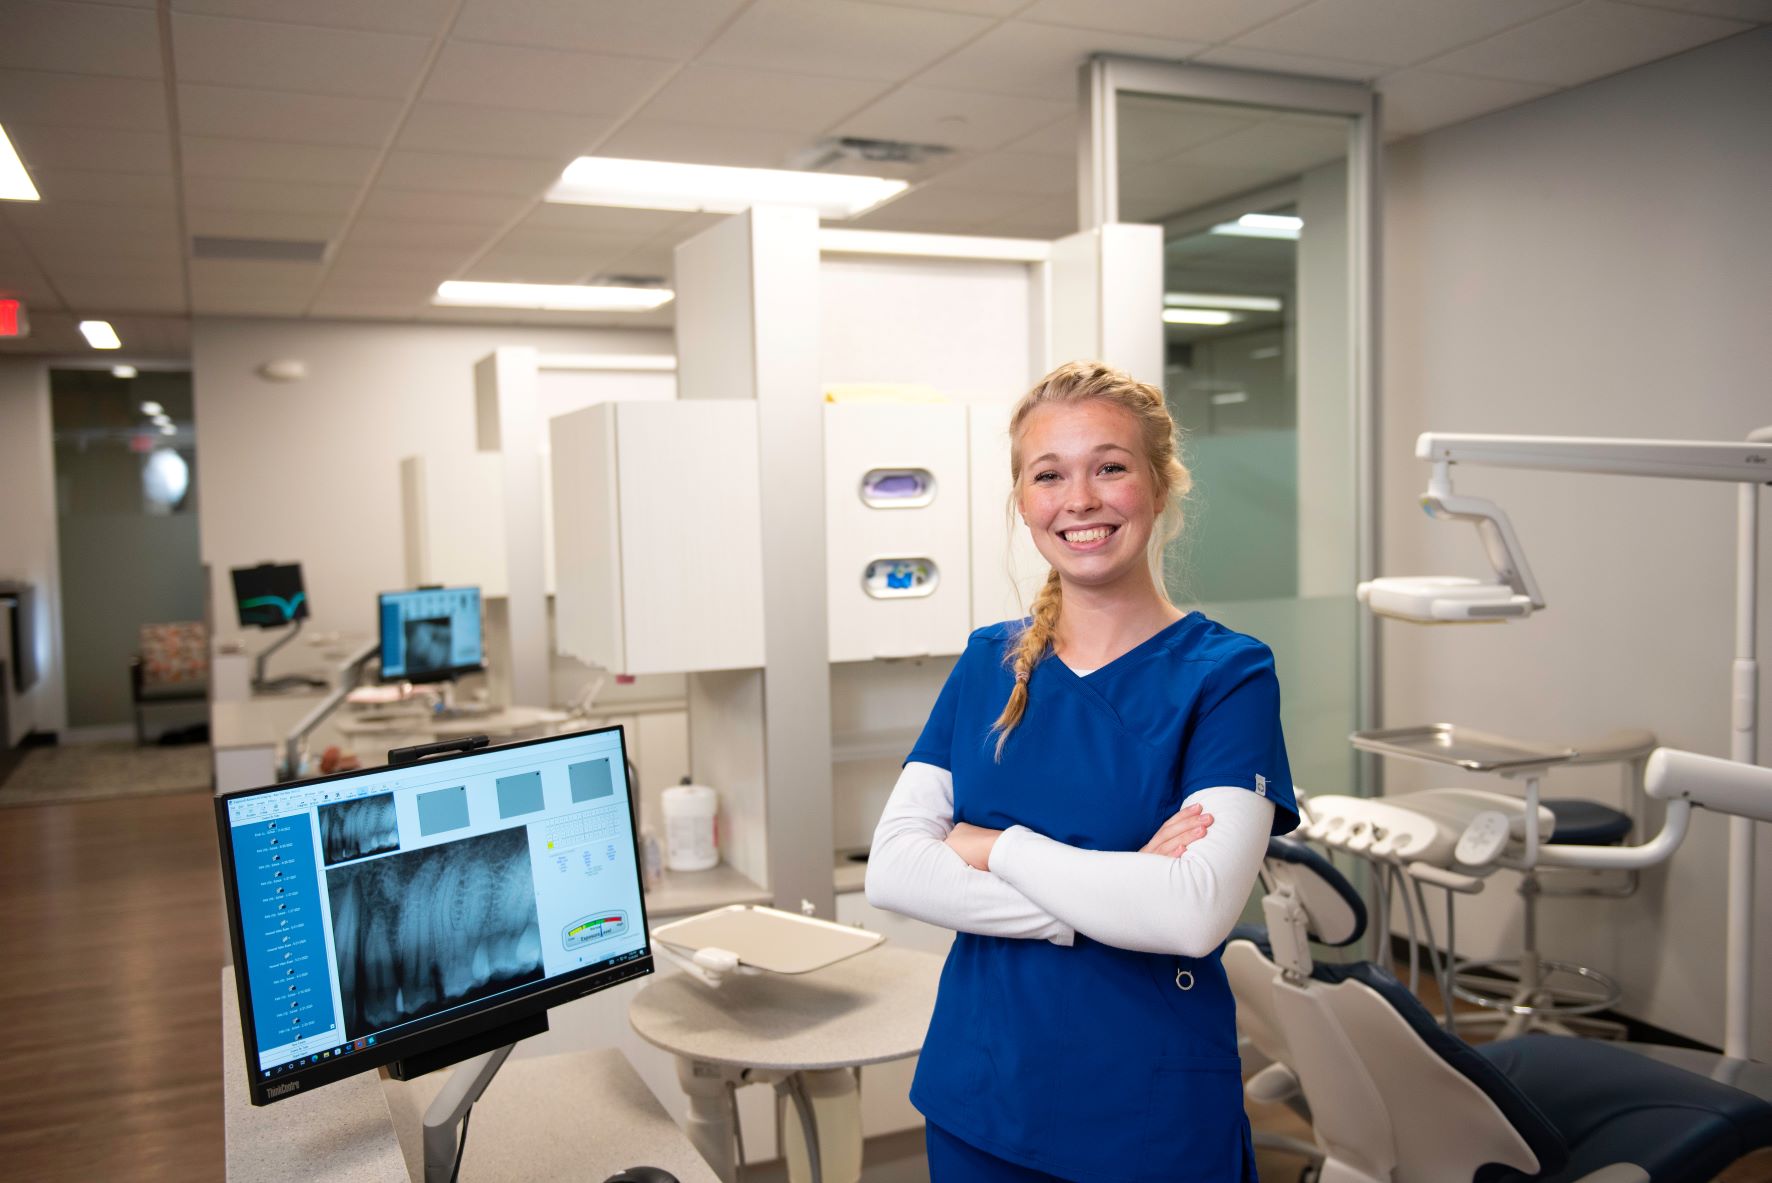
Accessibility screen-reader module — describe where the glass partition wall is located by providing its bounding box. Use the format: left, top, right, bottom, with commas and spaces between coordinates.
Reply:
1080, 59, 1378, 797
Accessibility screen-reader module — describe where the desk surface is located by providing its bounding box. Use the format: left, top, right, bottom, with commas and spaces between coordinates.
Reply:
222, 969, 719, 1182
628, 944, 943, 1072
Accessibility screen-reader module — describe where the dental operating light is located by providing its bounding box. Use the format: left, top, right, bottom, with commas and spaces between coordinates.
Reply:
1365, 427, 1772, 1060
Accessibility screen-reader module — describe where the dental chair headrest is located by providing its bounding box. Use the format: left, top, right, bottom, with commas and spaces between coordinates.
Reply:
1263, 836, 1367, 948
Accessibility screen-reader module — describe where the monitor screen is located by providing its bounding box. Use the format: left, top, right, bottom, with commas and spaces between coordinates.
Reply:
216, 725, 652, 1106
232, 563, 309, 629
378, 586, 484, 683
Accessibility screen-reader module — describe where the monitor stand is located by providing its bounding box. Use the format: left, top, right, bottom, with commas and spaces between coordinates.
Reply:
251, 618, 326, 692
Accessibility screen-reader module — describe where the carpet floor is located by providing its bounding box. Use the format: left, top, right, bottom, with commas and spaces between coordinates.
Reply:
0, 741, 211, 806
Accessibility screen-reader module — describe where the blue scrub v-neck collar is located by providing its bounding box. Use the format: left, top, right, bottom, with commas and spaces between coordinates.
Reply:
1049, 610, 1197, 683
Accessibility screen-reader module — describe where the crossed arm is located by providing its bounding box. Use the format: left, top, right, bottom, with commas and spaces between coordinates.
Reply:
865, 762, 1275, 958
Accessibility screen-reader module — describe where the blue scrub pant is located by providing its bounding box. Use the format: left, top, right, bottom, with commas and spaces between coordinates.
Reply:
925, 1122, 1074, 1182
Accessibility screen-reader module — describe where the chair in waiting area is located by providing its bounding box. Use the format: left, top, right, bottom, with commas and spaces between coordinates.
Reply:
1225, 836, 1772, 1183
129, 621, 208, 744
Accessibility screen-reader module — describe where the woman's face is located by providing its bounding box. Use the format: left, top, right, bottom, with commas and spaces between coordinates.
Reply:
1015, 400, 1165, 594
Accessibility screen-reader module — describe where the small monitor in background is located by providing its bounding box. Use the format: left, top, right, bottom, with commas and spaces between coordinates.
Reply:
378, 586, 484, 683
233, 563, 309, 629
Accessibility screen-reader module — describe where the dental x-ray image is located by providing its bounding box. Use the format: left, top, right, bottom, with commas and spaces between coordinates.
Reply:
319, 793, 400, 866
404, 616, 452, 677
326, 826, 544, 1039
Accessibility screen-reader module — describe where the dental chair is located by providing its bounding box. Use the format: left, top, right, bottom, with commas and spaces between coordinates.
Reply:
1227, 836, 1772, 1182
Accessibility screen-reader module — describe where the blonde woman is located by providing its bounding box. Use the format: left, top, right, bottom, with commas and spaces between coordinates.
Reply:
866, 361, 1299, 1182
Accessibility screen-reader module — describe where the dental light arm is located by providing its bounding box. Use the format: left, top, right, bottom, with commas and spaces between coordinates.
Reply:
1419, 474, 1545, 610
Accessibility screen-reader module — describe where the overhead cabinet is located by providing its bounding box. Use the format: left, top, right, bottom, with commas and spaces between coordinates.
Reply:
551, 400, 766, 676
400, 451, 557, 598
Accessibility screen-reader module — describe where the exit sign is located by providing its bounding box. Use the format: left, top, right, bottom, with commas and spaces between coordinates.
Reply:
0, 299, 25, 338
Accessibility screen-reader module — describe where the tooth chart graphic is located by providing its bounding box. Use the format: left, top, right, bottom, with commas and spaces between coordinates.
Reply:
318, 793, 400, 866
326, 826, 544, 1038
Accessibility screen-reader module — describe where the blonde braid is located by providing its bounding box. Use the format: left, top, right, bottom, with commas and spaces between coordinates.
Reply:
991, 568, 1062, 759
988, 360, 1192, 761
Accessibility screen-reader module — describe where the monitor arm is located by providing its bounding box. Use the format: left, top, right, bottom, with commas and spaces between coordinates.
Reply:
281, 640, 380, 780
252, 617, 303, 688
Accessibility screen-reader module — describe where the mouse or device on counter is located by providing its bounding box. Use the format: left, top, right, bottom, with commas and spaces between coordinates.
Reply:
603, 1168, 678, 1183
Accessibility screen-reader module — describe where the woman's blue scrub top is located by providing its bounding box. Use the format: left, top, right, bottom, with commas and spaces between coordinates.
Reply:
905, 613, 1299, 1183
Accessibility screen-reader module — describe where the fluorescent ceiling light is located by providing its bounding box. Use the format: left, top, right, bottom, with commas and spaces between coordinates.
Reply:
548, 157, 907, 220
1210, 213, 1303, 240
113, 365, 138, 379
433, 281, 674, 312
1211, 391, 1249, 406
140, 400, 163, 415
151, 413, 171, 426
1163, 308, 1240, 326
79, 320, 121, 349
1165, 292, 1282, 313
818, 228, 1050, 262
0, 125, 39, 202
159, 423, 177, 436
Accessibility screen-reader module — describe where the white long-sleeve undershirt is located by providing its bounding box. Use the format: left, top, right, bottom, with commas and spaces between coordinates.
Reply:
866, 761, 1275, 958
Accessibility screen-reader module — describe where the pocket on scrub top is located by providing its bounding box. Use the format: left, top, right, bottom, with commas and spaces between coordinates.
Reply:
1140, 1057, 1249, 1180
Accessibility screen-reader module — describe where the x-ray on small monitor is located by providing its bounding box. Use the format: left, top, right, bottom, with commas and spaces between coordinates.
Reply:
216, 725, 652, 1106
232, 563, 309, 629
378, 585, 484, 683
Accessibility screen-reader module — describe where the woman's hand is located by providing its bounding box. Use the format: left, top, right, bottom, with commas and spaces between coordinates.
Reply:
1140, 802, 1214, 858
946, 822, 1002, 871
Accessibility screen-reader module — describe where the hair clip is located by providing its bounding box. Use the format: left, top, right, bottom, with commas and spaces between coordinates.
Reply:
1015, 669, 1030, 684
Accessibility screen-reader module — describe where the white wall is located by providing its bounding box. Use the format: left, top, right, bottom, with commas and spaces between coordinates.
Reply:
192, 318, 672, 666
0, 359, 66, 742
1380, 27, 1772, 1055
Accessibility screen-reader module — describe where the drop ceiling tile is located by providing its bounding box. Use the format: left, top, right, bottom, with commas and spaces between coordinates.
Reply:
1116, 95, 1266, 165
0, 0, 163, 77
0, 315, 80, 353
832, 86, 1073, 153
54, 273, 187, 314
860, 0, 1026, 14
180, 137, 380, 185
0, 70, 167, 131
1376, 68, 1557, 137
701, 0, 994, 81
1018, 0, 1309, 44
520, 202, 696, 236
849, 182, 1034, 231
171, 0, 454, 35
912, 21, 1206, 100
637, 64, 891, 132
29, 168, 179, 207
452, 0, 748, 57
33, 242, 183, 277
1422, 0, 1752, 85
12, 217, 181, 261
184, 175, 362, 215
484, 224, 640, 259
190, 258, 325, 289
177, 84, 404, 147
184, 208, 346, 241
422, 41, 678, 116
592, 241, 679, 280
357, 187, 533, 224
190, 287, 314, 316
396, 103, 615, 160
1232, 0, 1580, 67
318, 242, 460, 274
171, 12, 433, 99
343, 218, 500, 252
1191, 43, 1386, 79
1619, 0, 1772, 17
595, 119, 808, 169
976, 192, 1078, 239
460, 249, 615, 284
307, 292, 426, 318
2, 124, 173, 175
1003, 115, 1078, 158
378, 150, 564, 197
929, 150, 1076, 195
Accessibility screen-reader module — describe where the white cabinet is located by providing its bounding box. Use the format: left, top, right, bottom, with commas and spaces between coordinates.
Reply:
400, 451, 557, 598
824, 403, 972, 662
551, 400, 765, 676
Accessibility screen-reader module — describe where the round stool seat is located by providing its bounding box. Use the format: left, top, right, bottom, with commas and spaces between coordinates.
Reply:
1547, 798, 1632, 846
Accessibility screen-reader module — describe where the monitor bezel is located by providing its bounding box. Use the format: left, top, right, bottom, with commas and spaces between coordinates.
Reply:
230, 562, 310, 630
215, 723, 653, 1107
375, 585, 487, 685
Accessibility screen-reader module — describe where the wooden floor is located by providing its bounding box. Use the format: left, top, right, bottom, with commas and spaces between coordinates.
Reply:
1, 788, 1767, 1182
0, 790, 226, 1183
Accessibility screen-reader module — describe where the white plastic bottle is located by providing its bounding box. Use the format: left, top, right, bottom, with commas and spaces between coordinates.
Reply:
661, 781, 719, 872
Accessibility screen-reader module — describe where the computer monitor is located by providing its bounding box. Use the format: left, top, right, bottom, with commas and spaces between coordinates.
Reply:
378, 586, 484, 684
216, 725, 653, 1107
232, 563, 309, 629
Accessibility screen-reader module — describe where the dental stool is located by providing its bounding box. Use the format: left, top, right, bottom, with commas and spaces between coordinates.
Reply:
1229, 836, 1772, 1183
1450, 729, 1657, 1040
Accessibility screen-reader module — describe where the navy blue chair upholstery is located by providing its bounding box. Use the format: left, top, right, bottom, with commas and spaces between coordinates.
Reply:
1545, 798, 1633, 846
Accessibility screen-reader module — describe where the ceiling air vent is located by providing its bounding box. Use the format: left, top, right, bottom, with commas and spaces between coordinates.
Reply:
789, 137, 954, 173
191, 236, 330, 263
